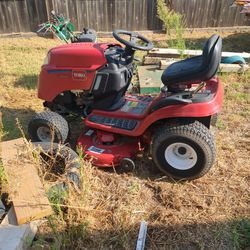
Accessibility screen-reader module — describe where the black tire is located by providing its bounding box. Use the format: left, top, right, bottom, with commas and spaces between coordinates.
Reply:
120, 158, 136, 172
152, 120, 216, 180
28, 111, 69, 143
32, 142, 81, 188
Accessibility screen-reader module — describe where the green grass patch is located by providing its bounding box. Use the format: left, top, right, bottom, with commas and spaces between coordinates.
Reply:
231, 219, 250, 249
2, 114, 34, 141
0, 159, 7, 195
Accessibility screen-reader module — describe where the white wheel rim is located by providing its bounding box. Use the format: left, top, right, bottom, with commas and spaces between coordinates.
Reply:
37, 126, 52, 142
164, 142, 197, 170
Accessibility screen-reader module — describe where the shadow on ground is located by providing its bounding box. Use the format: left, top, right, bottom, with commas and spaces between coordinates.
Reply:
222, 33, 250, 52
14, 74, 38, 89
30, 218, 250, 250
1, 107, 36, 141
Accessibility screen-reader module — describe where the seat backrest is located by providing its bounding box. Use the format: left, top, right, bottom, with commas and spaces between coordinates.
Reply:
201, 35, 222, 79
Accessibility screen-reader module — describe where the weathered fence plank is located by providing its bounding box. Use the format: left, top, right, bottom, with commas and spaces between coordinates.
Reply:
0, 0, 249, 34
173, 0, 249, 28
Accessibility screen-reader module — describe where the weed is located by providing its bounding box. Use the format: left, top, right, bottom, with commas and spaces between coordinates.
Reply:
157, 0, 186, 51
47, 185, 68, 216
231, 219, 250, 249
61, 222, 89, 248
0, 159, 7, 192
231, 82, 241, 90
216, 116, 227, 130
128, 181, 140, 195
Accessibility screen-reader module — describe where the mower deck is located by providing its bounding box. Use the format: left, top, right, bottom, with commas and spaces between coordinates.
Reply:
77, 95, 153, 166
77, 129, 140, 167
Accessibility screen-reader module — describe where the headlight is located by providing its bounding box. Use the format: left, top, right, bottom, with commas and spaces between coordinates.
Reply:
43, 52, 51, 65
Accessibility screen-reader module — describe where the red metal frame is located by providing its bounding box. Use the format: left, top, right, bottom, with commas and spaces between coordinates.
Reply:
77, 78, 223, 167
85, 77, 224, 137
38, 41, 224, 168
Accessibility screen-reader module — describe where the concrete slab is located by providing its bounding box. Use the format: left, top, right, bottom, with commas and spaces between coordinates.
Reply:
0, 222, 38, 250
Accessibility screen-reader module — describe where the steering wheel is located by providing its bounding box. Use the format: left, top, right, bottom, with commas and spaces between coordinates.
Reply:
113, 30, 153, 51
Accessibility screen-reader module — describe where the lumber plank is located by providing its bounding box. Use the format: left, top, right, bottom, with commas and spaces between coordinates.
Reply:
0, 138, 53, 225
144, 57, 181, 65
148, 48, 250, 59
160, 60, 250, 72
219, 63, 249, 73
159, 60, 179, 70
160, 61, 250, 72
143, 56, 163, 65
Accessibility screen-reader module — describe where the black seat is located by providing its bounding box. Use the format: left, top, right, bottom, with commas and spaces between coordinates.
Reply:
161, 35, 222, 87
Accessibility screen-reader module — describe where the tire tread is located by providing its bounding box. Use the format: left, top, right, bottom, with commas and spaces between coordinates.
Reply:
152, 120, 216, 180
28, 111, 69, 143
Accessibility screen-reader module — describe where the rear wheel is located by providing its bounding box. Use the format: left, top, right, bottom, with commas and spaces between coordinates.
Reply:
152, 121, 216, 180
28, 111, 69, 143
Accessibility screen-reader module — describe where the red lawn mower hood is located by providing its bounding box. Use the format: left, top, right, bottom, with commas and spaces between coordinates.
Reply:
48, 42, 118, 69
38, 42, 122, 101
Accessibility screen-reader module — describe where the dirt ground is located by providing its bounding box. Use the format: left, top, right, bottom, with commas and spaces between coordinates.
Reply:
0, 31, 249, 249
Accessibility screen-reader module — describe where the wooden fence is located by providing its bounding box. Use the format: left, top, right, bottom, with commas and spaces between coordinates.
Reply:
0, 0, 249, 34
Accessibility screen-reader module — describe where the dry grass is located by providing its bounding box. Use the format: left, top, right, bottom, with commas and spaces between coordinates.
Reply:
0, 32, 249, 249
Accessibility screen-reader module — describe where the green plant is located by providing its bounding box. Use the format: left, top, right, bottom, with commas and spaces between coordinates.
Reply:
47, 184, 68, 216
0, 160, 7, 193
157, 0, 186, 51
231, 219, 250, 249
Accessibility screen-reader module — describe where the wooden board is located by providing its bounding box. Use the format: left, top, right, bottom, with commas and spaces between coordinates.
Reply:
0, 138, 53, 225
148, 48, 250, 60
159, 60, 179, 70
160, 60, 250, 72
219, 63, 250, 73
143, 57, 163, 65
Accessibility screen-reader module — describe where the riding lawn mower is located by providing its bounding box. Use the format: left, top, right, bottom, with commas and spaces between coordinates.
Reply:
28, 30, 223, 180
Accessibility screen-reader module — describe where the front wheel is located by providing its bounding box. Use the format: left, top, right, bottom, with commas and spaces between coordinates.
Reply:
28, 111, 69, 143
152, 121, 216, 180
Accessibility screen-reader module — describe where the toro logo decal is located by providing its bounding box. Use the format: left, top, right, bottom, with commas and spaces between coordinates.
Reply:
72, 70, 87, 81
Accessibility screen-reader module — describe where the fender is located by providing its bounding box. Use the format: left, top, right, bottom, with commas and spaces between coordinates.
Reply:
85, 78, 224, 137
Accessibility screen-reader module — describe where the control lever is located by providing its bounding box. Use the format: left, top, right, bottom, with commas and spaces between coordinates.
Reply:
190, 82, 206, 97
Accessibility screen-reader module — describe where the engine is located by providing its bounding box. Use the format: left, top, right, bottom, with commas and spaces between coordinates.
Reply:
38, 42, 135, 116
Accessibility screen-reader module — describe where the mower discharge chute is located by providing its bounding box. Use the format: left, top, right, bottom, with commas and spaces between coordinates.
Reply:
28, 30, 224, 180
37, 10, 97, 43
